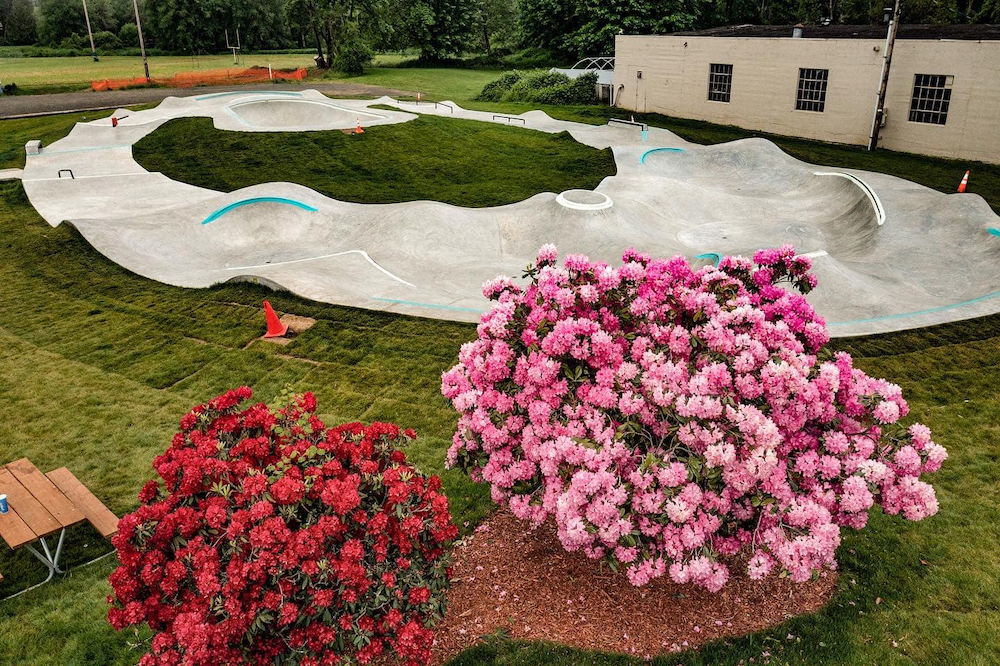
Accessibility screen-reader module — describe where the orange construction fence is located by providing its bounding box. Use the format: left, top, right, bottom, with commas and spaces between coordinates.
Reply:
92, 66, 308, 92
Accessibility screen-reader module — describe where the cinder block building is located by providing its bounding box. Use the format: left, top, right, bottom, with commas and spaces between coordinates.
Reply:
612, 25, 1000, 164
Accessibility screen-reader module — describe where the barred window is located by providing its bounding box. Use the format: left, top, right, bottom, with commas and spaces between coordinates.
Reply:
708, 64, 733, 103
795, 68, 828, 112
909, 74, 952, 125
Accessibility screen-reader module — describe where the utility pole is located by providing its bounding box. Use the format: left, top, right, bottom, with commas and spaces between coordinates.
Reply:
81, 0, 98, 61
132, 0, 150, 80
868, 0, 901, 151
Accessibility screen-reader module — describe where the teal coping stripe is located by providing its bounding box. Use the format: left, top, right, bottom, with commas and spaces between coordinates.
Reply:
195, 90, 303, 101
694, 252, 722, 267
640, 147, 686, 164
829, 289, 1000, 326
688, 247, 1000, 326
372, 297, 483, 313
201, 197, 318, 225
830, 227, 1000, 324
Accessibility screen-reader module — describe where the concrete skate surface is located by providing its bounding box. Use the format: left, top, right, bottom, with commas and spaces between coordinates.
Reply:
19, 89, 1000, 337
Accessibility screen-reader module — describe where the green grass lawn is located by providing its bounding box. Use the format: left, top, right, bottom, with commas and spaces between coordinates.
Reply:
0, 79, 999, 665
0, 53, 315, 94
132, 114, 616, 207
326, 66, 500, 102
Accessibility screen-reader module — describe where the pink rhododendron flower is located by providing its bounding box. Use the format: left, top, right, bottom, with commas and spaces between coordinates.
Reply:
442, 245, 945, 591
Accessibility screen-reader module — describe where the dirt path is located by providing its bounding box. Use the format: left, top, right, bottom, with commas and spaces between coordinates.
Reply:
0, 81, 415, 119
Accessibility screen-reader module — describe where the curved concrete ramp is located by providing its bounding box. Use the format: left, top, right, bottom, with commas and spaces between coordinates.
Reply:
226, 98, 386, 130
19, 91, 1000, 337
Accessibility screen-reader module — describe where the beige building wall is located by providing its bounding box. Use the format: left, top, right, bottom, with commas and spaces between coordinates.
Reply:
613, 34, 1000, 164
880, 40, 1000, 162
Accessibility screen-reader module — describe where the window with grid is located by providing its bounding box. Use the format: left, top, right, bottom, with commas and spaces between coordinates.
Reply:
708, 64, 733, 102
795, 68, 828, 112
909, 74, 952, 125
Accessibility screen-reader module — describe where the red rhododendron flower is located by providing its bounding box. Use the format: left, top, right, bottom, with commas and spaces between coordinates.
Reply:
108, 388, 456, 666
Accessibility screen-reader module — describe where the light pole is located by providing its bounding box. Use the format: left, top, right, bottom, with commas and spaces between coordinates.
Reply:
81, 0, 98, 61
868, 0, 902, 151
132, 0, 150, 80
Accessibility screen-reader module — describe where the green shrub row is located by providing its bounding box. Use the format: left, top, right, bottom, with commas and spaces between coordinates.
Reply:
386, 47, 560, 70
475, 69, 599, 105
0, 43, 171, 58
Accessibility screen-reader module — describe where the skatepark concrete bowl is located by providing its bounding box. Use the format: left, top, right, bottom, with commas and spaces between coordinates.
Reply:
18, 90, 1000, 337
226, 98, 384, 130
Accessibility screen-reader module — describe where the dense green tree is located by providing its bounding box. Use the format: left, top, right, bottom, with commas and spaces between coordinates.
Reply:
36, 0, 77, 45
520, 0, 714, 61
393, 0, 478, 59
476, 0, 519, 57
9, 0, 998, 56
284, 0, 382, 70
285, 0, 328, 64
1, 0, 38, 44
518, 0, 581, 60
145, 0, 225, 52
230, 0, 290, 50
974, 0, 1000, 19
118, 21, 138, 45
107, 0, 139, 31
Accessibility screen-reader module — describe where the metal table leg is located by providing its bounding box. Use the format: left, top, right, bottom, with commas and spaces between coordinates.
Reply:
24, 529, 67, 584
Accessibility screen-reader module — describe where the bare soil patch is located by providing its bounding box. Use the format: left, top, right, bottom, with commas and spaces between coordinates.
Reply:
259, 313, 317, 346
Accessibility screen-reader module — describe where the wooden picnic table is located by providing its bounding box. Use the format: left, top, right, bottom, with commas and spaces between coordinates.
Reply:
0, 458, 119, 590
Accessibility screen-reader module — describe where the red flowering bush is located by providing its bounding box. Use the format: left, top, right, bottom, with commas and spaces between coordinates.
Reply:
108, 387, 458, 666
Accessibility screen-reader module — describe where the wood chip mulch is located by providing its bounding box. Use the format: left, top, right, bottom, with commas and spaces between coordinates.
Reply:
428, 510, 837, 664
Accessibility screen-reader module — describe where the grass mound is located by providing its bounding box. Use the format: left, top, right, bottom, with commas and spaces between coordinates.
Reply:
132, 114, 616, 208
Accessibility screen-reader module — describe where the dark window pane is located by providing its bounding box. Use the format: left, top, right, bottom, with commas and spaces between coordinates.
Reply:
795, 68, 828, 112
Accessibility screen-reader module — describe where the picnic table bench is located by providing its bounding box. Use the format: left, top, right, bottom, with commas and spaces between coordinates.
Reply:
0, 458, 119, 591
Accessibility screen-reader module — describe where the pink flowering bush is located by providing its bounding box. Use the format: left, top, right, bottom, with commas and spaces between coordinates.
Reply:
442, 245, 946, 591
108, 388, 458, 666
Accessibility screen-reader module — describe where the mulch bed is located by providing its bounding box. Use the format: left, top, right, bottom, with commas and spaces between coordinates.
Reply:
429, 510, 837, 663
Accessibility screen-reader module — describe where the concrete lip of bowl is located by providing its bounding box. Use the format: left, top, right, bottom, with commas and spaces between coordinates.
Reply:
556, 189, 614, 211
226, 98, 384, 130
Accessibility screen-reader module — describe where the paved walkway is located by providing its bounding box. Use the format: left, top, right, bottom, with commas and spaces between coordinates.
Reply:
0, 169, 23, 180
0, 81, 414, 119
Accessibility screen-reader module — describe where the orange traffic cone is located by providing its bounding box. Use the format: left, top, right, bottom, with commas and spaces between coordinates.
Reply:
355, 118, 364, 135
263, 300, 288, 338
957, 170, 969, 193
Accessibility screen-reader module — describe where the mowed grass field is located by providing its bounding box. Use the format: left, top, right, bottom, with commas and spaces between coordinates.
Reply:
0, 71, 998, 665
0, 53, 315, 93
326, 66, 500, 102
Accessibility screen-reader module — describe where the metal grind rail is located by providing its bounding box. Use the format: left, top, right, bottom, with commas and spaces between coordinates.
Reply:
493, 115, 526, 125
608, 117, 649, 131
398, 99, 454, 113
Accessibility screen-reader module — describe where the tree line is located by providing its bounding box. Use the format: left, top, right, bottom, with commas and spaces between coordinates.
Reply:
2, 0, 996, 62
